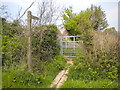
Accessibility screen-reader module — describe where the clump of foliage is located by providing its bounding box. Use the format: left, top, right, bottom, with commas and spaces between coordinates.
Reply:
61, 79, 118, 88
45, 55, 67, 78
32, 25, 59, 61
62, 5, 108, 35
61, 50, 118, 88
32, 25, 60, 72
2, 65, 51, 88
69, 53, 118, 81
2, 55, 67, 88
2, 18, 27, 66
89, 29, 118, 80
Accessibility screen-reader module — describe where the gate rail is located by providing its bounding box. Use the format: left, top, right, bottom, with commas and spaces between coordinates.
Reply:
58, 36, 83, 57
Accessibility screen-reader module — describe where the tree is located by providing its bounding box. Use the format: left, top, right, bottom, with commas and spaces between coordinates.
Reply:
36, 0, 64, 25
89, 5, 108, 31
62, 6, 92, 36
62, 5, 108, 36
62, 6, 78, 35
0, 5, 8, 19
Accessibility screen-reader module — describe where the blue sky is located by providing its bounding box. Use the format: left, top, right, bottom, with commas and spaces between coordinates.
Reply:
0, 0, 119, 30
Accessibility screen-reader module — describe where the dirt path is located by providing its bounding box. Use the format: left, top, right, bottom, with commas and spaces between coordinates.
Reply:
50, 57, 73, 89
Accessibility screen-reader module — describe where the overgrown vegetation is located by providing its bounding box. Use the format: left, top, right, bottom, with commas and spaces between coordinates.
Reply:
2, 17, 67, 88
2, 18, 27, 66
1, 3, 119, 89
61, 5, 118, 88
32, 25, 60, 72
2, 55, 67, 88
61, 30, 119, 88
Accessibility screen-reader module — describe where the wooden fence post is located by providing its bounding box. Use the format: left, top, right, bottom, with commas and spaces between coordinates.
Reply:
27, 11, 32, 71
0, 18, 2, 68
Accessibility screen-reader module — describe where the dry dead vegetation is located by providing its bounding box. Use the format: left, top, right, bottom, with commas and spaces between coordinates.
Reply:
90, 28, 118, 55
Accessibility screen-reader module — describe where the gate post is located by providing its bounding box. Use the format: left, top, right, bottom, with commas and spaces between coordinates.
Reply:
60, 36, 63, 55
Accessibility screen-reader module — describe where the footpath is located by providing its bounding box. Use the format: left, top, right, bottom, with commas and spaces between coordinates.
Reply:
50, 57, 73, 89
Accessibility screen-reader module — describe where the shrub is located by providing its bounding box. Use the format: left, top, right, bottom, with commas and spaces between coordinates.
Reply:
68, 53, 118, 81
32, 25, 60, 62
61, 79, 118, 88
2, 65, 51, 88
68, 29, 118, 81
2, 19, 27, 66
2, 55, 67, 88
32, 25, 60, 73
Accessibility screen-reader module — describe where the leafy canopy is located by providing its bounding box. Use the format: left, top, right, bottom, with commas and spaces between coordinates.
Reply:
62, 5, 108, 36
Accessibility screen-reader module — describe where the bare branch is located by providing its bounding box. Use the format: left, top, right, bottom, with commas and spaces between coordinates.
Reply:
36, 0, 64, 25
17, 7, 22, 20
18, 2, 35, 20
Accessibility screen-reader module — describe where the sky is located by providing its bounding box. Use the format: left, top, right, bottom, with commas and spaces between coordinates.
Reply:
0, 0, 119, 30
